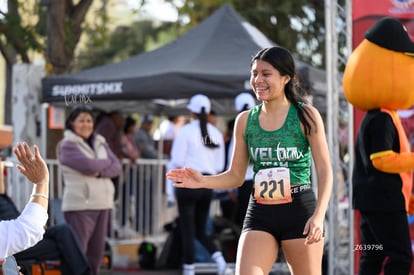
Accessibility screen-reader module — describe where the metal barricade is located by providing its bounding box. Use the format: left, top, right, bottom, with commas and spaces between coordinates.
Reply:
113, 158, 171, 244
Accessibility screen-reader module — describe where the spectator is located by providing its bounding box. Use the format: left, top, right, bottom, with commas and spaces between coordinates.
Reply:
95, 111, 124, 159
13, 224, 90, 275
158, 115, 187, 141
121, 116, 141, 163
156, 115, 187, 157
57, 105, 122, 275
232, 92, 256, 227
214, 92, 257, 227
0, 143, 49, 259
119, 116, 141, 237
134, 114, 158, 159
207, 110, 218, 126
167, 94, 228, 275
0, 168, 90, 275
213, 118, 238, 225
94, 110, 124, 202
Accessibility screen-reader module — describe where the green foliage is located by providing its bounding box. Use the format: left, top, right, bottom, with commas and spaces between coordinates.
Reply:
145, 22, 183, 52
75, 20, 178, 70
0, 0, 44, 64
240, 0, 325, 68
166, 0, 328, 68
34, 4, 47, 37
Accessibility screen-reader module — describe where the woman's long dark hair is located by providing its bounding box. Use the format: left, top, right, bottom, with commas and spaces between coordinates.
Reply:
197, 107, 219, 148
251, 46, 316, 135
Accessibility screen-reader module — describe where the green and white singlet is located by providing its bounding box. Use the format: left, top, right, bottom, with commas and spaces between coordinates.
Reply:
245, 103, 311, 186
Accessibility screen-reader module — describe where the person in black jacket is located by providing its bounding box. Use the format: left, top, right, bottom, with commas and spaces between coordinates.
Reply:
0, 194, 90, 275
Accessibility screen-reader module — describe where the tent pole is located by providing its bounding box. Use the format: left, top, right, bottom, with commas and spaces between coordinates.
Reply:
41, 103, 49, 158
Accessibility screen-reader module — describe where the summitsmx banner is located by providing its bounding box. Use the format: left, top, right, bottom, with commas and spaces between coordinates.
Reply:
351, 0, 414, 273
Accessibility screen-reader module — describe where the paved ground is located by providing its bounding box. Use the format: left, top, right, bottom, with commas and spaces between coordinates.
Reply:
102, 268, 180, 275
101, 262, 291, 274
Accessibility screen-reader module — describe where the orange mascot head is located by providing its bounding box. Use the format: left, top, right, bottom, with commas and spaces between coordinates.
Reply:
343, 17, 414, 111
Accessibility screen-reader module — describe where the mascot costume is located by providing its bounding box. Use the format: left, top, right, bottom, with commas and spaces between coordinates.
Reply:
343, 17, 414, 274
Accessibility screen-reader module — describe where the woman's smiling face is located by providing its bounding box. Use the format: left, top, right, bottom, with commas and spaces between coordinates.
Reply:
250, 59, 290, 102
71, 112, 94, 139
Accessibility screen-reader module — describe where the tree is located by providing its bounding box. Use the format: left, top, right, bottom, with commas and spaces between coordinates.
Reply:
0, 0, 99, 74
167, 0, 328, 68
75, 19, 178, 71
44, 0, 95, 75
0, 0, 45, 123
0, 0, 146, 123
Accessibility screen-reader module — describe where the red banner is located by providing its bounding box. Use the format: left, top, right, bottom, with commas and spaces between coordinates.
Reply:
352, 0, 414, 273
353, 0, 414, 48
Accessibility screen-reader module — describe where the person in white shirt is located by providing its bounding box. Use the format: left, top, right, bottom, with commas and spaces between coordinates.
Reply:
229, 92, 256, 226
0, 142, 49, 260
213, 93, 257, 227
167, 94, 227, 275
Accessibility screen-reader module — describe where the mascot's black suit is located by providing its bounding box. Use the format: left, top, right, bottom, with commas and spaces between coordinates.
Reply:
343, 17, 414, 274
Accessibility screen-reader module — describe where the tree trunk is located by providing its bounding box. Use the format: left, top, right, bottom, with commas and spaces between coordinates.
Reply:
47, 0, 93, 75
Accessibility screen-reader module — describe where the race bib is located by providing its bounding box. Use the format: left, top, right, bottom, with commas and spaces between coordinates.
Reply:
253, 167, 292, 205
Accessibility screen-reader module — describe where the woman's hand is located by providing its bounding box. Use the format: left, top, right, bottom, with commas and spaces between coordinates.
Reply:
303, 215, 325, 245
13, 143, 49, 185
13, 143, 49, 210
166, 167, 204, 189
